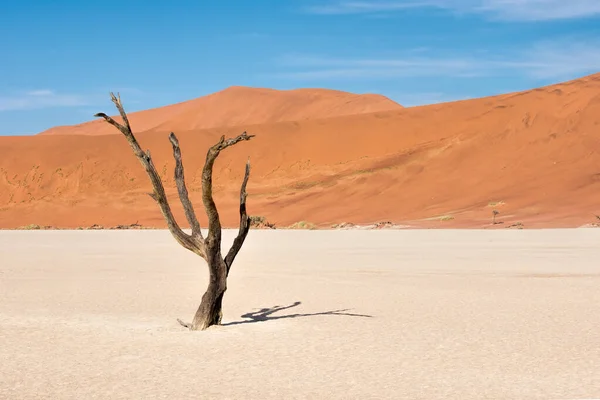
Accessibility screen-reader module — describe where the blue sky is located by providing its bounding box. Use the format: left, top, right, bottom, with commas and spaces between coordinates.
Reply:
1, 0, 599, 135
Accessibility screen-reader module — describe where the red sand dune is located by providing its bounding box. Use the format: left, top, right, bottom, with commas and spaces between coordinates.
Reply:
1, 73, 599, 229
38, 87, 402, 136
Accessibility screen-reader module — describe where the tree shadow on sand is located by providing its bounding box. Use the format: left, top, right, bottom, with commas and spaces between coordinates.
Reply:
221, 301, 373, 326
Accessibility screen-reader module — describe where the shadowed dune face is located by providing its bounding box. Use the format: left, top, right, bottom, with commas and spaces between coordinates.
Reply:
37, 87, 402, 136
1, 73, 599, 229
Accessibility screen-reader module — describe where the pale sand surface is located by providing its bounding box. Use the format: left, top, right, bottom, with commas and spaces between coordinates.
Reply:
1, 229, 600, 399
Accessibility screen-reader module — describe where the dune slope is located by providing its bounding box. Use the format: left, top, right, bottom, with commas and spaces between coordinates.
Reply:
38, 87, 402, 136
1, 73, 599, 229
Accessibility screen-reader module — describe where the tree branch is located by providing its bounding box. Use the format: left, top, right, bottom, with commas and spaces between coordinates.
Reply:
112, 92, 133, 133
202, 132, 255, 244
169, 132, 203, 240
94, 92, 205, 259
225, 158, 251, 274
177, 318, 193, 330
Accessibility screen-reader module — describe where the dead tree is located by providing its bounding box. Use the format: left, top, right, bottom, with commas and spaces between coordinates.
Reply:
492, 209, 500, 225
95, 93, 254, 331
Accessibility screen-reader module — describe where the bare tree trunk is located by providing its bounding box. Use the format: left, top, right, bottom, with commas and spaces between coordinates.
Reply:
95, 92, 254, 331
192, 257, 227, 330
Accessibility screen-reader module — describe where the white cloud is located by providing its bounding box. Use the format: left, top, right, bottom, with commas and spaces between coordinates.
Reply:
26, 89, 55, 96
306, 0, 600, 21
274, 40, 600, 81
0, 90, 91, 111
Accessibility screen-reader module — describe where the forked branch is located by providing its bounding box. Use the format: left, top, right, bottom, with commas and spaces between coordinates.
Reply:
95, 93, 254, 267
202, 132, 255, 243
94, 93, 203, 257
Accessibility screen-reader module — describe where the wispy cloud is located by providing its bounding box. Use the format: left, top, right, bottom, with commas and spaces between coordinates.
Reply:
26, 89, 55, 96
274, 40, 600, 81
0, 90, 91, 112
0, 87, 146, 112
305, 0, 600, 21
307, 0, 436, 15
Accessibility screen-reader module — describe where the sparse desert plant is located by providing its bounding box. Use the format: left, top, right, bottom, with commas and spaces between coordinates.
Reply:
507, 222, 524, 229
95, 93, 254, 331
332, 222, 356, 229
589, 215, 600, 227
288, 221, 317, 230
112, 222, 145, 230
19, 224, 41, 230
249, 215, 276, 229
439, 215, 454, 221
249, 215, 266, 225
492, 209, 500, 224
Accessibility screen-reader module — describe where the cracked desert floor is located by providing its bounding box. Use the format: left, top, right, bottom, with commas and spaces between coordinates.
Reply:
1, 229, 600, 399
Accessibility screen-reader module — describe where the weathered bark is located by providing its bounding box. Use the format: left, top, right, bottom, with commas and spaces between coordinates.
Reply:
169, 133, 203, 241
187, 135, 253, 330
225, 159, 251, 274
191, 257, 228, 330
95, 92, 254, 330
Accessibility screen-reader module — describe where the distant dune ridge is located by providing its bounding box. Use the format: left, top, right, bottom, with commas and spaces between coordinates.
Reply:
38, 86, 403, 136
1, 72, 600, 229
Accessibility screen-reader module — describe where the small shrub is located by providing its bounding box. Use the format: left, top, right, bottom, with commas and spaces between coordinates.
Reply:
249, 215, 266, 225
20, 224, 41, 230
507, 222, 524, 229
249, 215, 276, 229
288, 221, 317, 230
332, 222, 355, 229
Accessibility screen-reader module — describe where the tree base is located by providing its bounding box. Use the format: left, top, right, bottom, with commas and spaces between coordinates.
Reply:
177, 288, 224, 331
